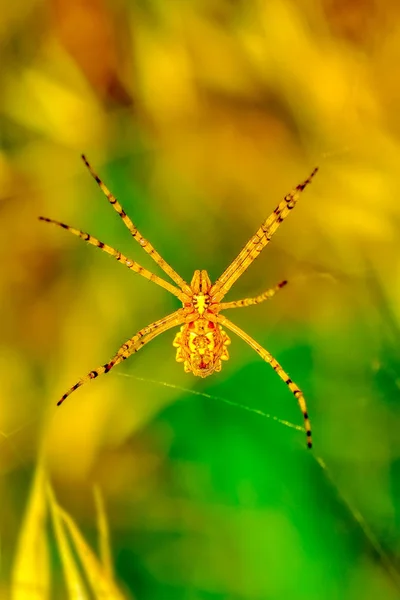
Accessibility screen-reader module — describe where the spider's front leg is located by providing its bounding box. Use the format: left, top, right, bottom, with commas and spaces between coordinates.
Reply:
81, 155, 192, 296
57, 309, 184, 406
211, 167, 318, 303
218, 314, 312, 449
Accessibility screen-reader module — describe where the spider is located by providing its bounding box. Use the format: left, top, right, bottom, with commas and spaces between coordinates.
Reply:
40, 155, 317, 448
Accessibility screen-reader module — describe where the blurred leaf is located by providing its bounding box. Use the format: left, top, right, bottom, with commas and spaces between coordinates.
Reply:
51, 0, 132, 105
47, 483, 88, 600
93, 485, 113, 581
58, 505, 126, 600
11, 463, 50, 600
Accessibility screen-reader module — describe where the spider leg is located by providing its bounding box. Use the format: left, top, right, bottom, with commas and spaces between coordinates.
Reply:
218, 315, 312, 449
57, 309, 184, 406
81, 155, 192, 296
220, 279, 287, 310
39, 217, 184, 299
210, 168, 318, 302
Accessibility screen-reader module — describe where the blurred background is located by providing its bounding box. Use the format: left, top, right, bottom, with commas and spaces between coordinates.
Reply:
1, 0, 400, 598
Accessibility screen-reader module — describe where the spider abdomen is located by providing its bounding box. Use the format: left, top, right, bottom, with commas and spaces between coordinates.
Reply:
173, 319, 231, 377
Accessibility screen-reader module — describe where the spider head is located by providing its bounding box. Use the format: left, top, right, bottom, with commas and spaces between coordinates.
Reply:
173, 319, 231, 377
187, 270, 213, 317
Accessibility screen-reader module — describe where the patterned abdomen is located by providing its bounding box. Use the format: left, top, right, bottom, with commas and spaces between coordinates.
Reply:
173, 319, 231, 377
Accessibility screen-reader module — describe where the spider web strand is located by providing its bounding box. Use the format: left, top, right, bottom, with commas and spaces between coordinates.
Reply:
116, 373, 304, 433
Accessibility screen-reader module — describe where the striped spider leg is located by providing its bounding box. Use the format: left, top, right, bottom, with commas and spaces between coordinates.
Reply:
40, 157, 317, 449
40, 155, 191, 405
219, 279, 288, 310
206, 168, 318, 448
57, 310, 185, 406
218, 315, 312, 448
209, 168, 318, 302
81, 155, 193, 298
38, 216, 183, 298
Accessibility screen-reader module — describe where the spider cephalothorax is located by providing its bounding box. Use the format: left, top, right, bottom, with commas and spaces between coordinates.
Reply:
186, 269, 214, 314
40, 155, 317, 448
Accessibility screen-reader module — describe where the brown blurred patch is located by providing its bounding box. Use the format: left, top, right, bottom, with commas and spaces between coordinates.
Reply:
51, 0, 133, 106
322, 0, 389, 48
0, 161, 66, 357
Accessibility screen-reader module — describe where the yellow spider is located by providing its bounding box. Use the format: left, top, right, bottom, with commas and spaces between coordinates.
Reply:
40, 156, 318, 448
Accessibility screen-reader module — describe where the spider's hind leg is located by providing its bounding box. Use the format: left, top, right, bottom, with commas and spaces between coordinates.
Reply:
218, 314, 312, 449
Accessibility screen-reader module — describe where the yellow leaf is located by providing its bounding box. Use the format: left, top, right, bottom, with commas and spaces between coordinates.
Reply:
93, 485, 113, 581
11, 464, 50, 600
47, 484, 89, 600
58, 506, 127, 600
